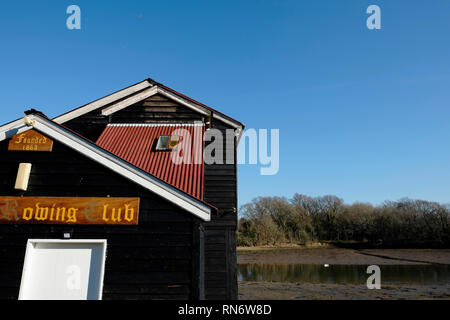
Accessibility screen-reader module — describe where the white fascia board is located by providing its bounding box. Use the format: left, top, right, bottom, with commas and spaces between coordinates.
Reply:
0, 119, 32, 141
156, 86, 210, 116
53, 80, 152, 124
0, 81, 243, 144
25, 115, 212, 221
156, 87, 244, 142
101, 86, 158, 116
107, 123, 205, 127
98, 85, 243, 130
99, 85, 207, 117
156, 86, 243, 129
235, 126, 244, 145
47, 80, 242, 139
0, 118, 23, 132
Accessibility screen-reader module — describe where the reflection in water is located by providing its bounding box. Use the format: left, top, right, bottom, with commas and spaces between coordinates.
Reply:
238, 264, 450, 285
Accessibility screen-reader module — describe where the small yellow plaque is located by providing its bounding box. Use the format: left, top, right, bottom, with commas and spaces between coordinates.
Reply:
8, 129, 53, 152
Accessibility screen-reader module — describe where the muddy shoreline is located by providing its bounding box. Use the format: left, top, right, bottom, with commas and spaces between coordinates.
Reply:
238, 282, 450, 300
237, 246, 450, 300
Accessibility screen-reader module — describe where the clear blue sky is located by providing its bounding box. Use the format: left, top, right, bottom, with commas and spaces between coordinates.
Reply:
1, 1, 449, 208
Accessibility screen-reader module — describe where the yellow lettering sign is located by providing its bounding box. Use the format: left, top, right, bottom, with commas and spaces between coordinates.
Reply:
8, 130, 53, 152
0, 197, 139, 225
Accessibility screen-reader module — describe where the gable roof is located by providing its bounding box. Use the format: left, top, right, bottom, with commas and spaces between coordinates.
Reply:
53, 78, 245, 135
96, 123, 205, 200
0, 112, 215, 221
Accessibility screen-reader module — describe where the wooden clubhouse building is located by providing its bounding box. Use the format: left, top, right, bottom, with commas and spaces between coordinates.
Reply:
0, 78, 244, 300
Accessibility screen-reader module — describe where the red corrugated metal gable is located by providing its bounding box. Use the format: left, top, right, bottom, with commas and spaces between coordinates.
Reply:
96, 123, 205, 200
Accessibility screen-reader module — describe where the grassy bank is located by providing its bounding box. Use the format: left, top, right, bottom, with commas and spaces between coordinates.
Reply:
237, 242, 330, 251
237, 246, 450, 265
238, 240, 450, 251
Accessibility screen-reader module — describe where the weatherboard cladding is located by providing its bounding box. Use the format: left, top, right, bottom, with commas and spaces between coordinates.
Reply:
96, 123, 205, 201
0, 79, 240, 300
0, 138, 197, 300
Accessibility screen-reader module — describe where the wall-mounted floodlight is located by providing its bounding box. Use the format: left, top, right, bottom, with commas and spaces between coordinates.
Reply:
15, 163, 32, 191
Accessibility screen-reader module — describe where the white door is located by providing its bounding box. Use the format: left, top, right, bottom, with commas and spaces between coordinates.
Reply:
19, 239, 107, 300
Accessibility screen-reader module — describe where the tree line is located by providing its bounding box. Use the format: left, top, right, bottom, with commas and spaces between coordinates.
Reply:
237, 194, 450, 247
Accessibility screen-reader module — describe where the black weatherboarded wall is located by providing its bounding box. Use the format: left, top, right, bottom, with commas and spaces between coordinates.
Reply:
0, 138, 202, 300
62, 92, 240, 300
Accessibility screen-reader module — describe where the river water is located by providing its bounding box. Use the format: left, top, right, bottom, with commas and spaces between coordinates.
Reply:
238, 264, 450, 285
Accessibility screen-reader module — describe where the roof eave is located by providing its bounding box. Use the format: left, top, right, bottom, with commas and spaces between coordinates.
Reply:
0, 114, 213, 221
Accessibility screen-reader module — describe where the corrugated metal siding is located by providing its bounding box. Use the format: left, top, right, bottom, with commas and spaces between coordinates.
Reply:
96, 123, 205, 200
